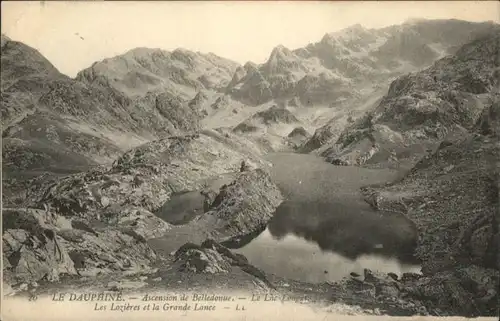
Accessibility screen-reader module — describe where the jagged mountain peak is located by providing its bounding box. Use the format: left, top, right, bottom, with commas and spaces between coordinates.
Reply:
1, 37, 62, 78
266, 45, 297, 66
203, 51, 234, 61
333, 23, 367, 35
322, 23, 370, 42
116, 46, 212, 66
261, 44, 304, 76
319, 32, 337, 45
172, 47, 197, 55
123, 47, 212, 60
171, 47, 202, 62
270, 44, 293, 56
76, 45, 240, 98
123, 46, 167, 57
243, 61, 259, 73
227, 19, 499, 107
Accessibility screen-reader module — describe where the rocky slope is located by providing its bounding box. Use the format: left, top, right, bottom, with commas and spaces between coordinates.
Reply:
1, 35, 203, 179
2, 207, 161, 285
2, 130, 282, 286
314, 30, 499, 167
356, 100, 499, 316
12, 132, 266, 210
298, 91, 384, 154
76, 47, 240, 99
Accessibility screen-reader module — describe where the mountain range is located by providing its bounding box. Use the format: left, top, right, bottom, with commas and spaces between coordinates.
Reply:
2, 19, 498, 178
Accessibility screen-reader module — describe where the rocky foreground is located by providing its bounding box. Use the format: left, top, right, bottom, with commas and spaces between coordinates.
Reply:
3, 115, 499, 317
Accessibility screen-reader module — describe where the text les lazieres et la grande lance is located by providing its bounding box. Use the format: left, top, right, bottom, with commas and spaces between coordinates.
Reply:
50, 292, 310, 312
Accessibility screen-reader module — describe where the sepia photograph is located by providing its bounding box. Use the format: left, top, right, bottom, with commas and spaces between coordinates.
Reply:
1, 1, 499, 320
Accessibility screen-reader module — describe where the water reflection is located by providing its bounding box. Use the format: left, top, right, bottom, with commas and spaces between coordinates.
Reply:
234, 199, 421, 283
235, 228, 421, 283
267, 200, 420, 264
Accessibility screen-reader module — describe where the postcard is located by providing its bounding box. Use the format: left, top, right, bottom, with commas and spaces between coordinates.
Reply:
1, 1, 499, 320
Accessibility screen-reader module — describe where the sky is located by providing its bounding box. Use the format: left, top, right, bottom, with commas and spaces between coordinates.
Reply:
2, 1, 499, 77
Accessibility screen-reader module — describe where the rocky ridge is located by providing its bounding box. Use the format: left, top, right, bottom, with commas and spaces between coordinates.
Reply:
314, 31, 500, 167
356, 100, 499, 316
77, 48, 240, 99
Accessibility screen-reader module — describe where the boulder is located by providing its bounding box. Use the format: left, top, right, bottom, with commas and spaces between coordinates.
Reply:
175, 243, 232, 274
2, 208, 161, 286
173, 240, 274, 289
2, 209, 77, 284
148, 169, 283, 253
